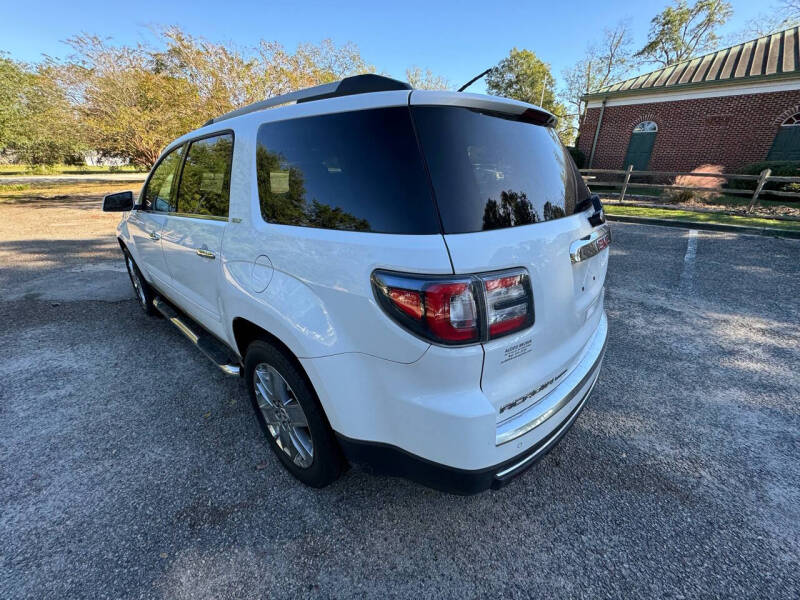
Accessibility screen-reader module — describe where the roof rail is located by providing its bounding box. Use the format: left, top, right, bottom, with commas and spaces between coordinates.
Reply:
204, 74, 412, 126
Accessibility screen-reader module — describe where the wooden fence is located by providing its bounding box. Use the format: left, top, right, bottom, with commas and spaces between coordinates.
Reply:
580, 167, 800, 213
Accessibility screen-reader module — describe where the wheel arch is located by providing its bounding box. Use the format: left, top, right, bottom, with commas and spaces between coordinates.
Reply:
232, 316, 340, 439
233, 318, 314, 391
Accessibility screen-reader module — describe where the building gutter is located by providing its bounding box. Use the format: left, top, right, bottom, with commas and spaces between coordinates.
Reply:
582, 71, 800, 103
587, 98, 607, 169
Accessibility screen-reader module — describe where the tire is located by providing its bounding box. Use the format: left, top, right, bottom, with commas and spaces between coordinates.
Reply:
123, 248, 155, 315
244, 340, 344, 488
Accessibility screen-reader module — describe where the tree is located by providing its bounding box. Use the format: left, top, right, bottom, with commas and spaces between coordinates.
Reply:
58, 35, 202, 167
0, 56, 84, 165
487, 48, 557, 109
155, 29, 375, 113
486, 48, 571, 143
405, 66, 449, 90
636, 0, 733, 67
561, 21, 638, 137
254, 38, 374, 99
733, 0, 800, 40
52, 29, 375, 167
0, 55, 26, 149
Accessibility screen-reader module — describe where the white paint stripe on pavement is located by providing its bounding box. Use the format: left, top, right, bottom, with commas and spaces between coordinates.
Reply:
680, 229, 698, 289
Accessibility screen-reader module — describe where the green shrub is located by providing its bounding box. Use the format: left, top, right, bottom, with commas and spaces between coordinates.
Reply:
728, 161, 800, 193
567, 146, 586, 169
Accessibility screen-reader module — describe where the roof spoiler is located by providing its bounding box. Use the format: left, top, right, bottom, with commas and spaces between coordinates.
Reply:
409, 90, 557, 127
204, 74, 412, 126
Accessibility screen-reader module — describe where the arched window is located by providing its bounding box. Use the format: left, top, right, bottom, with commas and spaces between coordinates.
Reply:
624, 121, 658, 170
632, 121, 658, 133
768, 113, 800, 160
781, 113, 800, 126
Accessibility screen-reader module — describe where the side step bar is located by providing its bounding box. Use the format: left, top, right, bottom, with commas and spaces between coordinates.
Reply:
152, 297, 241, 376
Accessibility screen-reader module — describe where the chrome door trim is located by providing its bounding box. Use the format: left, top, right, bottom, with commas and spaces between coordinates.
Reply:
167, 212, 229, 222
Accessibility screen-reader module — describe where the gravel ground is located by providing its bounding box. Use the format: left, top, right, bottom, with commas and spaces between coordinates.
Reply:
1, 196, 799, 599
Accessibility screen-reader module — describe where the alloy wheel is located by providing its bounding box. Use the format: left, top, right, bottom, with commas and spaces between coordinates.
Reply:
253, 363, 314, 468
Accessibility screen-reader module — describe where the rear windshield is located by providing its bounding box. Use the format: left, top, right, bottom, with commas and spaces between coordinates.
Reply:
412, 106, 590, 234
255, 107, 440, 234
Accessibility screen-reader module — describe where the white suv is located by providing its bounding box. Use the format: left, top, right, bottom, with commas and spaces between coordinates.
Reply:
103, 74, 610, 494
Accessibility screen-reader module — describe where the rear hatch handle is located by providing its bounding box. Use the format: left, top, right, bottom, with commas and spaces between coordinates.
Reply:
570, 223, 611, 264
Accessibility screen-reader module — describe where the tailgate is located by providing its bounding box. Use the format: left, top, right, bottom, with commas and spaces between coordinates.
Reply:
445, 216, 608, 421
409, 93, 609, 421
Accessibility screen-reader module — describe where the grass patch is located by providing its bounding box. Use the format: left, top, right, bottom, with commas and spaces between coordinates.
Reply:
594, 186, 795, 207
0, 164, 146, 175
605, 205, 800, 231
0, 183, 31, 192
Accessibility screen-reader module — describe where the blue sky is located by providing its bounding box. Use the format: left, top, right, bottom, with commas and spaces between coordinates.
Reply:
2, 0, 765, 93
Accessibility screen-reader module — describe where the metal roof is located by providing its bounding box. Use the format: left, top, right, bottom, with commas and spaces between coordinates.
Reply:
584, 26, 800, 100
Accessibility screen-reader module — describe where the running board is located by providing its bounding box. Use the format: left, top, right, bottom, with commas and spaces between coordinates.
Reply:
152, 297, 241, 376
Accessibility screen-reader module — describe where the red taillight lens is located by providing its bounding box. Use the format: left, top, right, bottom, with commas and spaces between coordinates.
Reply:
482, 271, 533, 338
424, 282, 478, 341
372, 268, 533, 345
388, 288, 423, 320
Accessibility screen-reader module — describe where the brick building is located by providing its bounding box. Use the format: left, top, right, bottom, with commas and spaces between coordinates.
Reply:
577, 27, 800, 172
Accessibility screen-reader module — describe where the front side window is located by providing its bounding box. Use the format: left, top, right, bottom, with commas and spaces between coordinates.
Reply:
141, 145, 184, 212
255, 108, 440, 234
412, 106, 588, 234
176, 133, 234, 218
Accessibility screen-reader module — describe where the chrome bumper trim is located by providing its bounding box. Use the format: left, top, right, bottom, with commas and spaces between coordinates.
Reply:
494, 372, 599, 479
495, 313, 607, 446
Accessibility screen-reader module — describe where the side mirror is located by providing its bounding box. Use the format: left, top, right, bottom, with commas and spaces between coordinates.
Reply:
102, 191, 134, 212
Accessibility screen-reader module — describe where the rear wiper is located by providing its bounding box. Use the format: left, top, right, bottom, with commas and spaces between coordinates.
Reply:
577, 194, 605, 227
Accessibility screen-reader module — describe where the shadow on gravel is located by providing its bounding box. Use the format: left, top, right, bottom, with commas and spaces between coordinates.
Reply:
0, 237, 122, 275
0, 236, 126, 302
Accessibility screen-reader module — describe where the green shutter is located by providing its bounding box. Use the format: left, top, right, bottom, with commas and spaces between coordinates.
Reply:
767, 127, 800, 161
623, 131, 657, 170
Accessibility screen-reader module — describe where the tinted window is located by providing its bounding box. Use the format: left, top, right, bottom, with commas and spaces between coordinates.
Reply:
255, 108, 439, 234
412, 106, 590, 234
176, 133, 234, 218
141, 145, 184, 212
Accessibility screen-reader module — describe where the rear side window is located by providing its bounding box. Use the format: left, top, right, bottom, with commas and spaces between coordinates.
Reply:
255, 107, 440, 234
176, 133, 234, 218
141, 145, 184, 212
412, 106, 590, 234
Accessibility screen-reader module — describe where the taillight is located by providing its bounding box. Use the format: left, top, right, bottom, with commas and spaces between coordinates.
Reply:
371, 268, 533, 346
483, 272, 534, 337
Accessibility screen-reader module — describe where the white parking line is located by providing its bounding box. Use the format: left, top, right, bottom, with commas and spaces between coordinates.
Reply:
680, 229, 698, 289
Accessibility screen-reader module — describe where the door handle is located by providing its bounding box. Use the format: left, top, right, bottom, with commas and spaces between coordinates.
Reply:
149, 231, 160, 241
196, 248, 216, 260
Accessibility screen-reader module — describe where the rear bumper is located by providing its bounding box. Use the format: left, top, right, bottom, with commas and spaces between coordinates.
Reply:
333, 320, 606, 494
303, 311, 607, 492
336, 361, 600, 494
